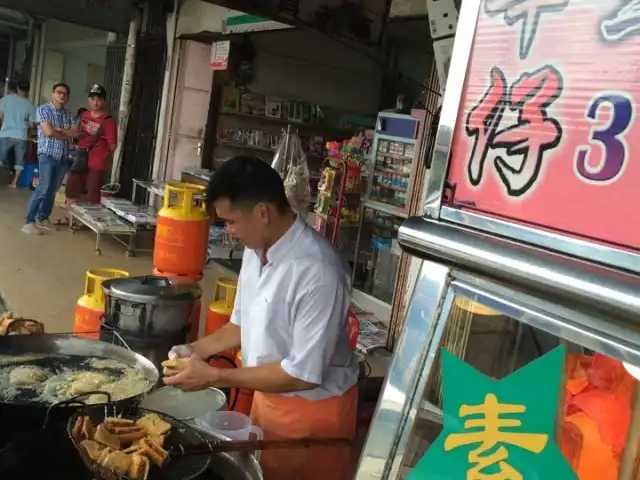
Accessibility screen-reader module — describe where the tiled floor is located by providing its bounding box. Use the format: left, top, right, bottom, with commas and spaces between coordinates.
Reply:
0, 188, 220, 333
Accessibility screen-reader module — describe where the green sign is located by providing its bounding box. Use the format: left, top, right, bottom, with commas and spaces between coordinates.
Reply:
223, 14, 292, 35
409, 346, 577, 479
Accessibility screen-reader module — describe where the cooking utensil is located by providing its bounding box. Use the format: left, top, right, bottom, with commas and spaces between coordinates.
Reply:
0, 392, 111, 474
102, 275, 201, 334
1, 318, 44, 335
140, 386, 227, 422
0, 333, 158, 411
68, 405, 211, 480
169, 437, 353, 457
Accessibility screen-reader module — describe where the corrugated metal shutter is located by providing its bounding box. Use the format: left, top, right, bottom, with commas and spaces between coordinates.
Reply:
103, 42, 126, 120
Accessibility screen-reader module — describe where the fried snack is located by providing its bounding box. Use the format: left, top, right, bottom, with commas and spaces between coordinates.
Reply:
94, 424, 121, 450
97, 446, 115, 465
110, 426, 148, 444
129, 453, 150, 480
139, 438, 169, 467
81, 439, 105, 462
71, 416, 85, 443
82, 413, 172, 476
0, 312, 13, 335
104, 417, 135, 428
100, 450, 132, 475
122, 444, 144, 455
136, 413, 171, 437
161, 358, 178, 369
82, 416, 94, 441
149, 434, 166, 448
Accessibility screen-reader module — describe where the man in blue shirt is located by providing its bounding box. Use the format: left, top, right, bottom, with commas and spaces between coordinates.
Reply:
0, 79, 36, 188
22, 82, 77, 235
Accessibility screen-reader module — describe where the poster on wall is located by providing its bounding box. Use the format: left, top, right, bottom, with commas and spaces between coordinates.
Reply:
210, 41, 230, 70
444, 0, 640, 253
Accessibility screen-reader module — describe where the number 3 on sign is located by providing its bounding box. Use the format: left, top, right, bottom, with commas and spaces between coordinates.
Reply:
575, 92, 634, 183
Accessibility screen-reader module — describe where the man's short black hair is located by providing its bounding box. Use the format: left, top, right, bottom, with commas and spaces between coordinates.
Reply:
206, 155, 290, 213
7, 80, 17, 92
52, 82, 70, 95
17, 79, 29, 92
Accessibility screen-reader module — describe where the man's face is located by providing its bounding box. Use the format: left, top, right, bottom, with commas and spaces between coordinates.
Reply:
213, 198, 267, 250
52, 87, 68, 106
88, 96, 105, 111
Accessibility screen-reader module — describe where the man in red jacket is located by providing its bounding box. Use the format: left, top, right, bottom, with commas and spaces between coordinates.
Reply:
65, 84, 117, 205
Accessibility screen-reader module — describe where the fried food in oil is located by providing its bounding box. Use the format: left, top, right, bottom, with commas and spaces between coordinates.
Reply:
78, 413, 173, 480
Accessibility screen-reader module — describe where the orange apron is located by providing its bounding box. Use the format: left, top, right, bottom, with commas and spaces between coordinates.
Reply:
250, 386, 358, 480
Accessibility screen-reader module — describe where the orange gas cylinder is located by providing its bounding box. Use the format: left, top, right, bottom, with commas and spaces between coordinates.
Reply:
74, 268, 129, 339
153, 183, 209, 282
206, 278, 238, 336
232, 350, 254, 416
206, 278, 239, 369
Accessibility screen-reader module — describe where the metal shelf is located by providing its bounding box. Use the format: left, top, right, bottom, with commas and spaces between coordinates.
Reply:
364, 199, 409, 218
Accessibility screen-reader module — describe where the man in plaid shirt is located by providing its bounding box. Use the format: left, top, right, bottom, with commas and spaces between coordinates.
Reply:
23, 82, 77, 235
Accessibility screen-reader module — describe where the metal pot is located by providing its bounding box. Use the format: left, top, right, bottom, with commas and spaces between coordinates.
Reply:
140, 386, 227, 422
102, 275, 200, 335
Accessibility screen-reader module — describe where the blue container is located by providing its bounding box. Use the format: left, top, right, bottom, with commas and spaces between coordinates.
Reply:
19, 163, 37, 188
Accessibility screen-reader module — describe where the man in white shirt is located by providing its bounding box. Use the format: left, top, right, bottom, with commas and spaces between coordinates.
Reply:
164, 155, 360, 480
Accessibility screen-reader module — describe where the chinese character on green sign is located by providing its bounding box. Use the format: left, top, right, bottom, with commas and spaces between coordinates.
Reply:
408, 345, 577, 479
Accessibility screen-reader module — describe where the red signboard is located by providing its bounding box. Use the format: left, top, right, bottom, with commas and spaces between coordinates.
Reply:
445, 0, 640, 252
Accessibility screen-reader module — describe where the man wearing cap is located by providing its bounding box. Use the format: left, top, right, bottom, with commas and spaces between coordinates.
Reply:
65, 84, 117, 207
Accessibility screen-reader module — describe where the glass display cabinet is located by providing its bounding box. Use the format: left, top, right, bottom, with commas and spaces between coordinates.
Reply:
355, 219, 640, 480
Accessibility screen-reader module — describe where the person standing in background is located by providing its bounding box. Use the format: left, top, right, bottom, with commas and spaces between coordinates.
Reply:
22, 82, 76, 235
65, 85, 116, 208
0, 79, 36, 188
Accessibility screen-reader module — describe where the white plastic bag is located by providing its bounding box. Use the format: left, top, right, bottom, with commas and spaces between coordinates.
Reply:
272, 129, 310, 217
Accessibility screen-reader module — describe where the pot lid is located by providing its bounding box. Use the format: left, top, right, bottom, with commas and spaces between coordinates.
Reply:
102, 275, 201, 303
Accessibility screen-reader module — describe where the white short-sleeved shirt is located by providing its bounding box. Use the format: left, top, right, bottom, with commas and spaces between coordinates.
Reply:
231, 215, 360, 400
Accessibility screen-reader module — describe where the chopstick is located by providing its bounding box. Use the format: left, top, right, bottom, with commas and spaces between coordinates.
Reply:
170, 437, 353, 457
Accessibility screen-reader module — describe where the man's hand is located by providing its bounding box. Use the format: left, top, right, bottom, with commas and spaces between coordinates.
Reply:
163, 357, 220, 391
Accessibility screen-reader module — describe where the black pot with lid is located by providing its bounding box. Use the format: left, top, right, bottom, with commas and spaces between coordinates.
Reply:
102, 275, 201, 336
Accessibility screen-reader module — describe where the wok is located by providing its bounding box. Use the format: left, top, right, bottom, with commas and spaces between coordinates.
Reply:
0, 333, 159, 473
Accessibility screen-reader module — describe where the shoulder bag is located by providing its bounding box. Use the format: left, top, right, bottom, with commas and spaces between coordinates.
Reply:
69, 117, 109, 174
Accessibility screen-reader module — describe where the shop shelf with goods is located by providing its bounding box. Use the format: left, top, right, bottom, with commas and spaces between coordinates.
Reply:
363, 112, 425, 218
351, 111, 431, 317
310, 135, 371, 264
214, 85, 367, 203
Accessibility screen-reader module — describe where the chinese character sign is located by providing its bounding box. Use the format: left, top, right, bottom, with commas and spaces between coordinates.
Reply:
408, 346, 577, 479
445, 0, 640, 252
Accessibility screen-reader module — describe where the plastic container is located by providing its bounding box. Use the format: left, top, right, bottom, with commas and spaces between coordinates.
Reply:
19, 163, 37, 188
195, 411, 263, 442
153, 183, 209, 281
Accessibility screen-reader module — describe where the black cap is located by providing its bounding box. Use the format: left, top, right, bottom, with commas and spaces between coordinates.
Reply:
88, 84, 106, 98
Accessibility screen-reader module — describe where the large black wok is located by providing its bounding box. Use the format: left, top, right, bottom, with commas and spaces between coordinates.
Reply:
0, 333, 159, 473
